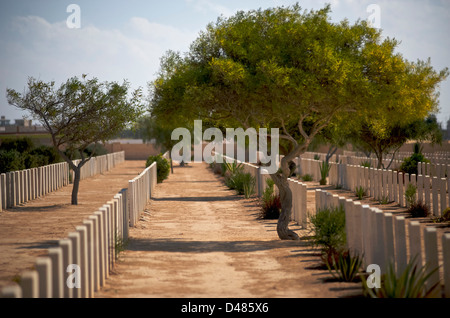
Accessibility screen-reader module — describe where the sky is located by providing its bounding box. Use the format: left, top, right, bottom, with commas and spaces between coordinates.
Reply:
0, 0, 449, 126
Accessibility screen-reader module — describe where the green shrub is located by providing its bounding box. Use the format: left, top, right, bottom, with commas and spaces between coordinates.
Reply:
0, 149, 25, 173
146, 153, 170, 183
0, 137, 35, 153
242, 173, 256, 198
326, 250, 363, 282
405, 183, 417, 207
222, 161, 243, 175
362, 257, 440, 298
355, 186, 367, 200
259, 179, 281, 219
319, 161, 331, 185
309, 205, 346, 260
399, 143, 429, 175
408, 201, 430, 218
301, 174, 313, 182
361, 160, 372, 168
225, 171, 254, 196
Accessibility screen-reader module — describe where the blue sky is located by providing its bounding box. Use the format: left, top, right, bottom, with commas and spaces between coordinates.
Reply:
1, 0, 449, 126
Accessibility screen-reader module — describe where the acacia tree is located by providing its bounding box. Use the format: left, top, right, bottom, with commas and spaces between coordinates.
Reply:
7, 75, 143, 205
151, 5, 447, 240
349, 40, 448, 168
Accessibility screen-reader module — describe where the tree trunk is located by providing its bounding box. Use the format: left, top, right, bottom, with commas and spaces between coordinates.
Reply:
71, 166, 81, 205
272, 174, 299, 240
169, 149, 174, 174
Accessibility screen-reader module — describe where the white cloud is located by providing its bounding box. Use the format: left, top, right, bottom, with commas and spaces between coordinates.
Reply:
185, 0, 235, 17
0, 15, 200, 119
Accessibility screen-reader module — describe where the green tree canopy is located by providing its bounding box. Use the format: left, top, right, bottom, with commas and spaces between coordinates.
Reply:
149, 4, 448, 240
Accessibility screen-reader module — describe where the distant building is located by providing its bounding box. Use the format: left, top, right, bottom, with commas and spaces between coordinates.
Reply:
0, 116, 11, 126
0, 115, 46, 134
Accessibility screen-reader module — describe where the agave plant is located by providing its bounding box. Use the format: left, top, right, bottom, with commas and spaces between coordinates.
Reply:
326, 250, 364, 282
355, 186, 366, 200
319, 161, 331, 185
362, 257, 440, 298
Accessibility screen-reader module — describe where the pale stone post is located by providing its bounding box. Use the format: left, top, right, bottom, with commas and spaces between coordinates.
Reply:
68, 232, 81, 298
394, 216, 407, 275
35, 257, 52, 298
442, 233, 450, 298
48, 248, 64, 298
59, 238, 73, 298
424, 227, 441, 298
408, 221, 422, 268
20, 271, 39, 298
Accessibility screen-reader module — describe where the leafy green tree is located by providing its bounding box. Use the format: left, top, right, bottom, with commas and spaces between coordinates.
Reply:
7, 75, 144, 205
150, 5, 447, 240
349, 39, 448, 169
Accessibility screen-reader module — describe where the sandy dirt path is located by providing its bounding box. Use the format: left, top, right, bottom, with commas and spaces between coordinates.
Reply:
95, 163, 362, 298
0, 160, 147, 290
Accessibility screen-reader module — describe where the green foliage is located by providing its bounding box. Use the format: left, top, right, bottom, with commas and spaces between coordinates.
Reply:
225, 170, 254, 197
0, 137, 34, 153
0, 149, 25, 173
146, 154, 170, 183
309, 205, 346, 258
355, 186, 367, 200
301, 174, 313, 182
408, 201, 430, 218
0, 138, 62, 173
114, 233, 129, 260
433, 207, 450, 223
319, 161, 331, 185
361, 160, 372, 168
378, 195, 390, 205
400, 143, 430, 175
259, 179, 281, 220
326, 250, 363, 282
223, 161, 243, 175
405, 183, 417, 207
242, 173, 256, 199
362, 258, 440, 298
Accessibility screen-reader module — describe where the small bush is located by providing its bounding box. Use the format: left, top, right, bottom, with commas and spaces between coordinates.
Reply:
405, 183, 417, 207
301, 174, 313, 182
0, 149, 25, 173
326, 250, 363, 282
309, 205, 346, 260
259, 179, 281, 219
226, 171, 255, 197
442, 208, 450, 221
361, 161, 372, 168
0, 137, 34, 153
319, 161, 331, 185
399, 143, 429, 175
146, 153, 170, 183
355, 186, 367, 200
408, 201, 430, 218
242, 173, 256, 199
362, 257, 440, 298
